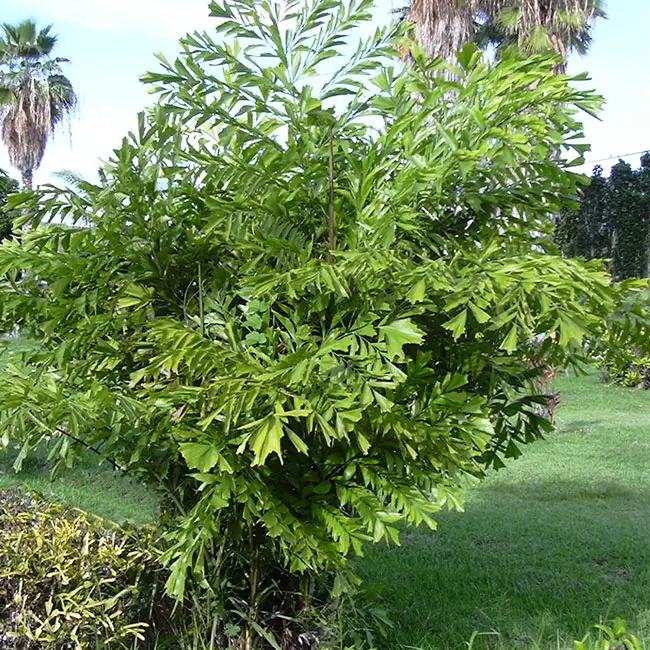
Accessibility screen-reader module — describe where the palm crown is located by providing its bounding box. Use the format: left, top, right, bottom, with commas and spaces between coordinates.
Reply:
409, 0, 606, 68
0, 20, 76, 189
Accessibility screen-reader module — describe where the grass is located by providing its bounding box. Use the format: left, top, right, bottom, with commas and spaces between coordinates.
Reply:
355, 373, 650, 649
0, 446, 158, 524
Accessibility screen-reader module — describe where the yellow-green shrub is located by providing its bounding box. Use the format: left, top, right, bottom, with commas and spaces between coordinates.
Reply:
0, 489, 162, 649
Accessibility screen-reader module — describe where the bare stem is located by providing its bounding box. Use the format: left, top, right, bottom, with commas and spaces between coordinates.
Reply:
198, 262, 205, 337
328, 129, 335, 264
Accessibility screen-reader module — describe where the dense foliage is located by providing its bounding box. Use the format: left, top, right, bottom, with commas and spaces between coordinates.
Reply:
0, 489, 161, 649
0, 168, 18, 241
556, 157, 650, 280
592, 290, 650, 388
0, 0, 643, 646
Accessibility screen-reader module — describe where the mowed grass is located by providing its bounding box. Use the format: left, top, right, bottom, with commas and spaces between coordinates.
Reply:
0, 446, 158, 524
355, 373, 650, 650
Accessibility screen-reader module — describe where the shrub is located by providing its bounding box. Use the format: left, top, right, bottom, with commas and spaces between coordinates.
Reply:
594, 289, 650, 388
0, 489, 163, 649
0, 169, 18, 242
601, 346, 650, 388
0, 0, 647, 646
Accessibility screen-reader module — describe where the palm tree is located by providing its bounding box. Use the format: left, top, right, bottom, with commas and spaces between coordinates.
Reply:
408, 0, 606, 67
0, 20, 76, 190
408, 0, 478, 59
483, 0, 606, 69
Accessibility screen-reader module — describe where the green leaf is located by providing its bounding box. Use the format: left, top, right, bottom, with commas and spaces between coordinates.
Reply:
373, 390, 393, 412
289, 359, 309, 385
500, 324, 518, 352
117, 282, 153, 310
287, 430, 309, 455
357, 431, 371, 454
312, 481, 331, 494
248, 416, 285, 466
406, 279, 426, 304
559, 316, 585, 346
244, 331, 267, 345
468, 302, 490, 324
244, 314, 263, 329
179, 442, 223, 473
189, 472, 219, 485
443, 310, 467, 339
380, 319, 425, 359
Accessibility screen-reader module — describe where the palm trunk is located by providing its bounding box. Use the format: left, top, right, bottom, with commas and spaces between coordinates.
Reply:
21, 168, 33, 190
20, 169, 34, 236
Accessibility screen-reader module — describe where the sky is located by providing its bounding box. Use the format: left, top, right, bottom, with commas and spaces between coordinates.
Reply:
0, 0, 648, 185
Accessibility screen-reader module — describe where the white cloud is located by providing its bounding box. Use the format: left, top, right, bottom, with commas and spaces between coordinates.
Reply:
17, 0, 212, 38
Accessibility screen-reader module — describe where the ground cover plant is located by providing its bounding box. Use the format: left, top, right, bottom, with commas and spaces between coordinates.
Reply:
0, 0, 647, 646
0, 489, 162, 649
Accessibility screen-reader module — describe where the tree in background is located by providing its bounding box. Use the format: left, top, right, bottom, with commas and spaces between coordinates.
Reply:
408, 0, 477, 58
0, 168, 17, 241
0, 20, 76, 190
408, 0, 605, 67
556, 158, 650, 280
555, 166, 610, 260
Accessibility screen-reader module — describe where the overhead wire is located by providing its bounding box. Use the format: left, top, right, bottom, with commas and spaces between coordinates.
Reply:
584, 149, 650, 165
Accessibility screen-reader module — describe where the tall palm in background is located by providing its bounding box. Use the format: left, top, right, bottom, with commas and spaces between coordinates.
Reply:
409, 0, 606, 68
0, 21, 76, 189
408, 0, 478, 59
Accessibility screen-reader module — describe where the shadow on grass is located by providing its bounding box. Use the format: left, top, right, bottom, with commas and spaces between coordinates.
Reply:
486, 480, 639, 503
356, 477, 650, 650
558, 419, 602, 431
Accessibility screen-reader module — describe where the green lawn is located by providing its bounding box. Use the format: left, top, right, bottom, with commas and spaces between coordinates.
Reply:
0, 447, 157, 524
356, 373, 650, 649
1, 373, 649, 649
